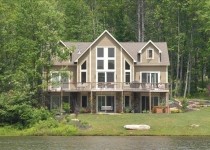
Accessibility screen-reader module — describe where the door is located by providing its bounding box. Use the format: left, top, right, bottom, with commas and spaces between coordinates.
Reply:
141, 96, 149, 112
97, 96, 115, 113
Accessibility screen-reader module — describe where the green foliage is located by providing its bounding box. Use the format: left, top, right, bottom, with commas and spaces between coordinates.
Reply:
24, 118, 77, 136
63, 102, 70, 113
124, 107, 133, 113
181, 99, 188, 112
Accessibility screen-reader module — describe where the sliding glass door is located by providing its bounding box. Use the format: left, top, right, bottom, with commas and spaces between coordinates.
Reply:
97, 96, 115, 112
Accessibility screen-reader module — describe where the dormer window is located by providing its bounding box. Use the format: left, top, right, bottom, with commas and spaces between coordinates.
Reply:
147, 49, 154, 59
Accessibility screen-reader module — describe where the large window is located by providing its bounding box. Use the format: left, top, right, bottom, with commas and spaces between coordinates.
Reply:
141, 72, 159, 83
51, 72, 69, 89
81, 61, 86, 83
125, 61, 131, 84
97, 47, 115, 87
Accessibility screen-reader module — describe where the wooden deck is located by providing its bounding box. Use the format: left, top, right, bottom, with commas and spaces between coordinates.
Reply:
47, 82, 169, 92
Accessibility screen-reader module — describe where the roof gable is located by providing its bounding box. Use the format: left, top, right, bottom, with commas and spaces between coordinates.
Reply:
74, 30, 136, 62
139, 40, 162, 53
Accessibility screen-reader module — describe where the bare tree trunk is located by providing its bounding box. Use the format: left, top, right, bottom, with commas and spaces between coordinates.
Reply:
170, 52, 173, 98
184, 53, 190, 98
137, 0, 141, 42
137, 0, 145, 42
175, 8, 180, 97
187, 29, 193, 95
141, 0, 145, 42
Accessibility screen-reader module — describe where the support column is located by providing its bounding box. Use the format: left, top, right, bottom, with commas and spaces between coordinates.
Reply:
166, 92, 169, 113
149, 92, 152, 113
91, 91, 93, 114
121, 91, 124, 113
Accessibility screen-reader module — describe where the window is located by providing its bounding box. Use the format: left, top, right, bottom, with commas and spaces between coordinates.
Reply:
108, 48, 114, 57
81, 61, 87, 83
124, 96, 130, 107
141, 72, 159, 83
96, 47, 115, 86
51, 72, 69, 89
97, 60, 104, 69
125, 61, 131, 84
82, 96, 88, 107
159, 53, 162, 62
97, 48, 104, 57
81, 61, 86, 69
147, 49, 153, 59
137, 53, 141, 62
151, 97, 159, 107
108, 60, 114, 69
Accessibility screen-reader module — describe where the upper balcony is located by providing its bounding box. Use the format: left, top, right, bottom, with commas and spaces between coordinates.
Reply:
47, 82, 169, 92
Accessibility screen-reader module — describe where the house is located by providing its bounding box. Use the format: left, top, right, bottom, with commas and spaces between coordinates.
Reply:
46, 30, 170, 113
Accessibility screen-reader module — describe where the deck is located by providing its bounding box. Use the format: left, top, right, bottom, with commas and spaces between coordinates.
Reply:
47, 82, 169, 92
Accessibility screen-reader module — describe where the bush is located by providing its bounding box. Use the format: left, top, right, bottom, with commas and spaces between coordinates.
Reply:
181, 99, 188, 112
124, 107, 133, 113
25, 118, 77, 136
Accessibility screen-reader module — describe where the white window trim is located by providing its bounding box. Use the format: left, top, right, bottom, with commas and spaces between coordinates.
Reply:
124, 95, 131, 108
146, 48, 154, 59
50, 71, 70, 90
124, 59, 131, 84
81, 95, 88, 108
140, 71, 160, 83
96, 47, 116, 84
80, 60, 87, 83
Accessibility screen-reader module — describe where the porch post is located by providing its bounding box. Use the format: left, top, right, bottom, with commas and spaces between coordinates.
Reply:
91, 91, 93, 114
149, 92, 152, 113
166, 92, 169, 113
121, 91, 124, 113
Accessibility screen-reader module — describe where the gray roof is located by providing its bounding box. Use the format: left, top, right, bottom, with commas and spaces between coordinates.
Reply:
61, 41, 170, 66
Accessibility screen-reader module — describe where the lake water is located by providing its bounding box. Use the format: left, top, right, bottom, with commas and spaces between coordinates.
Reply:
1, 136, 210, 150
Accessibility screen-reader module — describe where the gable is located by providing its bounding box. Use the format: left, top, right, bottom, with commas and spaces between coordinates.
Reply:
75, 30, 135, 63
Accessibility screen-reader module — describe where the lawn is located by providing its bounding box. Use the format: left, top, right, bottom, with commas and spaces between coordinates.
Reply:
75, 107, 210, 136
1, 107, 210, 136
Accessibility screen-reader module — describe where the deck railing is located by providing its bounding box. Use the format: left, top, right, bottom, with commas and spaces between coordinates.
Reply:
47, 82, 169, 91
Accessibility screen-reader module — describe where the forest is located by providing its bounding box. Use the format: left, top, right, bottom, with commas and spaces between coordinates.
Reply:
0, 0, 210, 126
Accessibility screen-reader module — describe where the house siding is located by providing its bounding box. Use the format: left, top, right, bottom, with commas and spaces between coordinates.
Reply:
141, 43, 160, 64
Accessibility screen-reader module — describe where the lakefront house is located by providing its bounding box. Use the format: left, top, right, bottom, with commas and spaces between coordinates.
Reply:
45, 30, 170, 113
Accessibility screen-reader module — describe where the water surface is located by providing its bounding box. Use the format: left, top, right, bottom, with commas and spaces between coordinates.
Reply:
1, 136, 210, 150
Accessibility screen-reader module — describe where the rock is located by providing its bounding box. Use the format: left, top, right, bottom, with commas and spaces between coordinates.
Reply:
71, 119, 79, 121
124, 124, 150, 130
190, 124, 199, 127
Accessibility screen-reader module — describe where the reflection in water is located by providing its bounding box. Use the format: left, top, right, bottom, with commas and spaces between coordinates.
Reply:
0, 136, 210, 150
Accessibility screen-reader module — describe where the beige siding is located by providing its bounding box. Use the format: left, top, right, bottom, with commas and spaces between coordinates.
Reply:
141, 43, 160, 64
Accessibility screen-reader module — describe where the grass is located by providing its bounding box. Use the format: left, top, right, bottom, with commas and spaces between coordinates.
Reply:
74, 107, 210, 136
1, 107, 210, 136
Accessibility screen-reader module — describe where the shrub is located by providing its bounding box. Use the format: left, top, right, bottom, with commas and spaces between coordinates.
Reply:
181, 99, 188, 112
